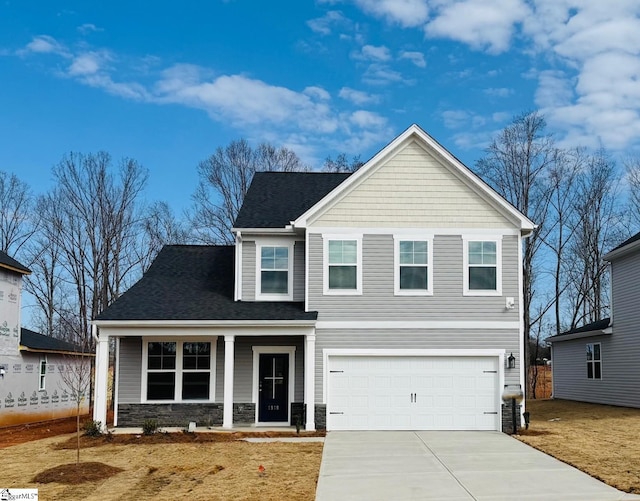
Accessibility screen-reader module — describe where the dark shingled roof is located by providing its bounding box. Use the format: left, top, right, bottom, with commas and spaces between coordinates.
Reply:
20, 328, 87, 354
0, 250, 30, 274
96, 245, 317, 321
548, 318, 611, 340
607, 231, 640, 254
234, 172, 352, 228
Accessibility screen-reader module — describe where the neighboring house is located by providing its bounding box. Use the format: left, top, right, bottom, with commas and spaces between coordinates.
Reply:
549, 231, 640, 407
92, 124, 535, 432
0, 251, 91, 427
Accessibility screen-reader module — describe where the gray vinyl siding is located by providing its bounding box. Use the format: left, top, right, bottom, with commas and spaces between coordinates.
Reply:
313, 328, 521, 403
241, 241, 256, 301
216, 336, 305, 403
552, 251, 640, 407
308, 233, 520, 321
118, 337, 142, 404
293, 241, 305, 301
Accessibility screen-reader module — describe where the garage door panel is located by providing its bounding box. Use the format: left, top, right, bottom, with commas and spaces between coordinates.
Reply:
328, 355, 500, 431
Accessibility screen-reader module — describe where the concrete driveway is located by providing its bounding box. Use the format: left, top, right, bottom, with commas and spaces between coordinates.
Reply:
315, 431, 640, 501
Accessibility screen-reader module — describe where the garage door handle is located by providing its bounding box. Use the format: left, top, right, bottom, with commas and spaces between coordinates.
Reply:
484, 412, 498, 414
483, 370, 497, 373
330, 370, 344, 373
329, 412, 344, 415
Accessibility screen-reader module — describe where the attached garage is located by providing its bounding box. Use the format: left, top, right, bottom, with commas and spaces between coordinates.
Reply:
326, 352, 502, 431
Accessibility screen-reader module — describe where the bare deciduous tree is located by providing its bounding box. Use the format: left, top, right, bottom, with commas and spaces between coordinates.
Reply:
0, 171, 36, 256
322, 153, 363, 173
190, 139, 308, 244
139, 201, 191, 272
625, 157, 640, 227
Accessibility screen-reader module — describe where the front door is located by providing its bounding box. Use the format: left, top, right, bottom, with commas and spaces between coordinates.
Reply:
258, 353, 289, 422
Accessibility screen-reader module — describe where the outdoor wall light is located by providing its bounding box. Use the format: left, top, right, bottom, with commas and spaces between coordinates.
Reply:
507, 353, 516, 369
0, 367, 5, 378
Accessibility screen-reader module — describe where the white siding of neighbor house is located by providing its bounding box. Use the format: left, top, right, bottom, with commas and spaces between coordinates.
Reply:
240, 238, 305, 302
307, 233, 520, 322
118, 337, 142, 404
313, 328, 521, 404
310, 140, 514, 229
553, 250, 640, 407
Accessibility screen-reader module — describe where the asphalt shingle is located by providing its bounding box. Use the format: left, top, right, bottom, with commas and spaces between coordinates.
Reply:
96, 245, 317, 321
0, 250, 30, 274
20, 328, 87, 353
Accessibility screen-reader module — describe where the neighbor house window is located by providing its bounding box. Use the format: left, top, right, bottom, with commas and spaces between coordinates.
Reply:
586, 343, 602, 380
324, 235, 362, 294
394, 236, 433, 295
145, 341, 214, 401
39, 356, 47, 390
256, 243, 293, 300
463, 237, 502, 295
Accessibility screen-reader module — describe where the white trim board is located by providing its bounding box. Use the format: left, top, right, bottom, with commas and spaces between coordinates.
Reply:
315, 321, 520, 330
307, 227, 522, 236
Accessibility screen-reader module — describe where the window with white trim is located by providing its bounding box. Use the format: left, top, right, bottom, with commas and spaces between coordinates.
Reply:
256, 243, 293, 300
324, 236, 362, 294
394, 236, 433, 295
586, 343, 602, 380
39, 356, 47, 390
145, 341, 214, 401
463, 237, 502, 295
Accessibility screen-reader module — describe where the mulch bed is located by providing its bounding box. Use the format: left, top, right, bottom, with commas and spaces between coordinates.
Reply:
33, 461, 124, 484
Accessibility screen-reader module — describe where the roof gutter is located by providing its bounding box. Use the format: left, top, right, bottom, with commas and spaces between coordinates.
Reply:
603, 238, 640, 261
19, 346, 95, 356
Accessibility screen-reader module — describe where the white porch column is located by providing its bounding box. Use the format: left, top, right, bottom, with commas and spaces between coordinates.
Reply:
93, 327, 110, 431
223, 335, 235, 429
304, 334, 316, 431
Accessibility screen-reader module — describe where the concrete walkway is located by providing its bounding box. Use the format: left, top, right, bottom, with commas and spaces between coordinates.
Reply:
315, 431, 640, 501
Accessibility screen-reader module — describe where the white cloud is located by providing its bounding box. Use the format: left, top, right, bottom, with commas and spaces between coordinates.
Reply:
68, 52, 104, 76
442, 109, 469, 129
349, 110, 387, 128
483, 87, 513, 97
352, 44, 392, 62
362, 63, 409, 85
307, 11, 350, 35
22, 35, 69, 56
353, 0, 429, 28
424, 0, 530, 54
77, 23, 103, 34
399, 50, 426, 68
338, 87, 381, 105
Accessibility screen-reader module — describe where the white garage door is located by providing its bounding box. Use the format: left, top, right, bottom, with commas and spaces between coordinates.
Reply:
327, 356, 500, 431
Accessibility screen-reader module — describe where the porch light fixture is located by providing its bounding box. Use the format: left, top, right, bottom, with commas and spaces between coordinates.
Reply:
507, 353, 516, 369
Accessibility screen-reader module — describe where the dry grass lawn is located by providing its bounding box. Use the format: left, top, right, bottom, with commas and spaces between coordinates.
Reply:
518, 399, 640, 494
2, 432, 323, 500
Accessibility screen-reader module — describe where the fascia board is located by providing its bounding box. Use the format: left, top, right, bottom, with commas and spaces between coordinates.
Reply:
603, 239, 640, 262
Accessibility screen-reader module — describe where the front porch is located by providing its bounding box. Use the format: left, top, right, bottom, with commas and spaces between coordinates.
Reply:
92, 323, 317, 432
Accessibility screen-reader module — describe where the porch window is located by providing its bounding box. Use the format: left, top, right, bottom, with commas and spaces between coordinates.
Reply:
587, 343, 602, 380
147, 342, 176, 400
145, 341, 214, 401
182, 342, 211, 400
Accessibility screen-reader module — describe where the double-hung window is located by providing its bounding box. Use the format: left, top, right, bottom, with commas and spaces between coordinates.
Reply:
394, 236, 433, 295
39, 356, 47, 390
145, 341, 214, 401
586, 343, 602, 380
324, 236, 362, 294
463, 237, 502, 295
257, 244, 292, 300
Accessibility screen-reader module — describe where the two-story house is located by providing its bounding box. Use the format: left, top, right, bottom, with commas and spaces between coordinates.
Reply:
0, 251, 90, 427
92, 125, 535, 432
549, 231, 640, 407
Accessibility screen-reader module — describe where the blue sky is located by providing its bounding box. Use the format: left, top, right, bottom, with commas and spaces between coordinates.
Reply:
2, 1, 640, 213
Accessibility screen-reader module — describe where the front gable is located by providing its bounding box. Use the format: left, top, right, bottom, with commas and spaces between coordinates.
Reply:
295, 125, 534, 232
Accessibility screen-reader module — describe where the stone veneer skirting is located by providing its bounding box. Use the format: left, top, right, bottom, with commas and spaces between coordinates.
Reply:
501, 402, 522, 434
117, 402, 311, 428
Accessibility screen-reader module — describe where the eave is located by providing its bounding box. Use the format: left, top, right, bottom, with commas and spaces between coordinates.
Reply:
19, 345, 95, 356
547, 326, 613, 343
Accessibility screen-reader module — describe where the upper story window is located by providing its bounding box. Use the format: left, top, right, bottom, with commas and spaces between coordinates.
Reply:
586, 343, 602, 380
39, 356, 47, 390
256, 243, 293, 300
323, 235, 362, 295
463, 237, 502, 296
394, 236, 433, 295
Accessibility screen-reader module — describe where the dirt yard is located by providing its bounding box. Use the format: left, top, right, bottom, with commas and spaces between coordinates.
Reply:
518, 399, 640, 493
2, 430, 324, 500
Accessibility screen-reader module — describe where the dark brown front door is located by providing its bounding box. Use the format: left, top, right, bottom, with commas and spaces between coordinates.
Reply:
258, 353, 289, 422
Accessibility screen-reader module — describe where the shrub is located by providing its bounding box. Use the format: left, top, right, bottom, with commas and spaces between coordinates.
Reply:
142, 419, 159, 435
83, 420, 103, 437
